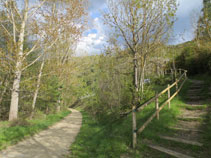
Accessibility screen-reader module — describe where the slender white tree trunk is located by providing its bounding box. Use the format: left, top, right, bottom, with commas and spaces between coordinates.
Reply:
140, 68, 145, 94
132, 53, 138, 149
31, 59, 45, 118
9, 0, 28, 121
9, 69, 21, 121
139, 61, 146, 94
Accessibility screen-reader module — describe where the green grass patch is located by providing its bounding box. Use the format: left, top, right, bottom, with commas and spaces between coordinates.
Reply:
69, 79, 191, 158
0, 110, 70, 150
70, 76, 211, 157
69, 98, 184, 158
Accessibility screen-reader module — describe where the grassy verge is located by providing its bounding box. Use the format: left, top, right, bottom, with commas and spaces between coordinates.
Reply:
0, 110, 70, 150
69, 79, 192, 158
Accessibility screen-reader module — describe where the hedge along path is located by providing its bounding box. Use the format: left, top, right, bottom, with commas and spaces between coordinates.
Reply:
0, 109, 82, 158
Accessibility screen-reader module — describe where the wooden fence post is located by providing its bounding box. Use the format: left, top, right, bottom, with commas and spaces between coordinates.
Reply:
179, 69, 181, 75
185, 71, 187, 79
168, 84, 171, 109
171, 69, 174, 82
174, 69, 177, 82
155, 92, 159, 120
132, 105, 137, 149
176, 79, 178, 91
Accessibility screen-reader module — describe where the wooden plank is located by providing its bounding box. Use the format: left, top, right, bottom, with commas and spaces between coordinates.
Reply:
137, 72, 186, 113
137, 96, 156, 112
137, 111, 157, 134
159, 82, 175, 96
186, 95, 202, 98
155, 92, 159, 120
137, 78, 187, 134
159, 136, 203, 146
187, 90, 201, 93
169, 127, 203, 133
132, 105, 137, 148
159, 72, 184, 96
146, 144, 194, 158
178, 116, 202, 120
137, 91, 178, 134
168, 84, 171, 109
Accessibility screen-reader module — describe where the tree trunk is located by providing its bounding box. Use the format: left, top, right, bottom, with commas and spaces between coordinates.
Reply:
31, 59, 45, 119
9, 0, 28, 121
139, 60, 146, 94
132, 53, 138, 149
0, 80, 8, 119
56, 99, 61, 113
9, 67, 22, 121
140, 68, 144, 94
0, 86, 7, 105
172, 59, 176, 81
0, 76, 9, 105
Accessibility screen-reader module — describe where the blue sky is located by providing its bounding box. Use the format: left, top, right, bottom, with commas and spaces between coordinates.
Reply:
76, 0, 203, 55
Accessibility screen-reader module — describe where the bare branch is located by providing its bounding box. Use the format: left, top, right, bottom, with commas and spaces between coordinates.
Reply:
28, 0, 47, 18
22, 54, 43, 71
0, 23, 11, 37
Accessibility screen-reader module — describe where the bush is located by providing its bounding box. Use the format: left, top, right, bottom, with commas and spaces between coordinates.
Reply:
10, 119, 31, 127
175, 42, 211, 75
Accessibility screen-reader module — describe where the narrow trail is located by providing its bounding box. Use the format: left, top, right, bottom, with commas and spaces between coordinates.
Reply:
146, 79, 210, 158
0, 108, 82, 158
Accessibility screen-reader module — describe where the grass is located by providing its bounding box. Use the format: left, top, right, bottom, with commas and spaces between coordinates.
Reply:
70, 75, 211, 157
69, 100, 182, 158
69, 78, 194, 158
0, 110, 70, 150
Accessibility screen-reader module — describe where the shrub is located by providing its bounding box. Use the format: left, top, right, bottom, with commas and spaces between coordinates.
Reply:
175, 42, 211, 75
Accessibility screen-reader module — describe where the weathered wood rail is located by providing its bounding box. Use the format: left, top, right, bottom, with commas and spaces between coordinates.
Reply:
133, 69, 187, 148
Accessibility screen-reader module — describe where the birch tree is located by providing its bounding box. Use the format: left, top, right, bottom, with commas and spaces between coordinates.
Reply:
196, 0, 211, 40
0, 0, 30, 121
103, 0, 177, 148
30, 0, 87, 117
0, 0, 85, 121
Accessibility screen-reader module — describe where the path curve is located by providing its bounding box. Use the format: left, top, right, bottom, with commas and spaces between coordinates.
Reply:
0, 108, 82, 158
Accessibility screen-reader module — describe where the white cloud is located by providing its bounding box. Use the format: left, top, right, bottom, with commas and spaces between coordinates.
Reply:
88, 0, 107, 11
171, 0, 203, 44
76, 18, 107, 56
76, 0, 204, 55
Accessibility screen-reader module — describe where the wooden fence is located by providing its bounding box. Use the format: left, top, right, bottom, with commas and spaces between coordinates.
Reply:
132, 69, 187, 148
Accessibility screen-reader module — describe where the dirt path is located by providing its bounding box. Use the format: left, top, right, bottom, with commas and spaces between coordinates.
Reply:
0, 109, 82, 158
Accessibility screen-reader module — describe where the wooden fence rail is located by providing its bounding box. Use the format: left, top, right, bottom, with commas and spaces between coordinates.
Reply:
133, 69, 187, 148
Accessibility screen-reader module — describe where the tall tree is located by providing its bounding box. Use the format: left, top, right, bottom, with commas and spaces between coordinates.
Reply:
30, 0, 87, 117
196, 0, 211, 40
103, 0, 177, 148
0, 0, 87, 121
